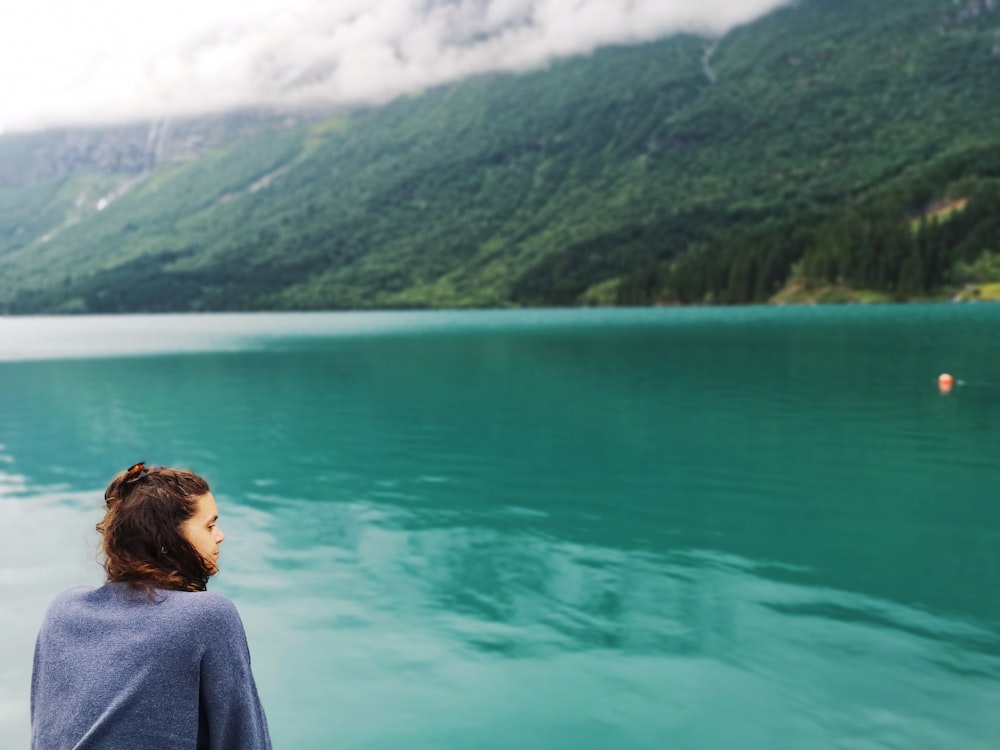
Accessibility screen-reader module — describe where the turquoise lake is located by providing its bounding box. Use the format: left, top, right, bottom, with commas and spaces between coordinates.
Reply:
1, 305, 999, 748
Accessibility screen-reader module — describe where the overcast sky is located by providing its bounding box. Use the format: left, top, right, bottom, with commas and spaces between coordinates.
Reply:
0, 0, 791, 134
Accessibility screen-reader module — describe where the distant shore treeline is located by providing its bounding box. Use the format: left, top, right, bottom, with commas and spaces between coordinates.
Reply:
615, 144, 1000, 306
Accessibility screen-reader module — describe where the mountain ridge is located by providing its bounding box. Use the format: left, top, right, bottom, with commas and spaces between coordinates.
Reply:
0, 0, 998, 313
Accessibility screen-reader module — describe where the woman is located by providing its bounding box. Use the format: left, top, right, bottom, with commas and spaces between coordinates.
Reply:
31, 463, 272, 750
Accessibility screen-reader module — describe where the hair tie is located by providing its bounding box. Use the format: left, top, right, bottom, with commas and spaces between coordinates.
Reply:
126, 462, 147, 480
124, 462, 162, 484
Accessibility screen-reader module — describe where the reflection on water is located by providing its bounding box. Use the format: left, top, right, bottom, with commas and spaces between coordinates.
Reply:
222, 493, 1000, 749
2, 308, 1000, 748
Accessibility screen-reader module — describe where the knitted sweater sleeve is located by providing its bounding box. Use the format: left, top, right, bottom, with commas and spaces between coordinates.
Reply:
197, 595, 272, 750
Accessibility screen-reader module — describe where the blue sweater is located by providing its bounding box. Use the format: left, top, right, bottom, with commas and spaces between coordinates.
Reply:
31, 583, 272, 750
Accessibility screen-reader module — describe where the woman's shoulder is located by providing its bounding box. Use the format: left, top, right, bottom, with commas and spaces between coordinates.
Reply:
39, 584, 125, 631
49, 584, 96, 603
43, 584, 105, 615
161, 589, 247, 632
44, 583, 246, 628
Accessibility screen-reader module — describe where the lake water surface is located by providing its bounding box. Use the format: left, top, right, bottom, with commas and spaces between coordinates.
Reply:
1, 306, 999, 748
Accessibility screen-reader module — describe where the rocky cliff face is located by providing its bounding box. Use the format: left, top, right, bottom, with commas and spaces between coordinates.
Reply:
0, 109, 318, 188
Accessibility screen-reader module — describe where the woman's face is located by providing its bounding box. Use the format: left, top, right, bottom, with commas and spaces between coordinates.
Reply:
180, 492, 225, 575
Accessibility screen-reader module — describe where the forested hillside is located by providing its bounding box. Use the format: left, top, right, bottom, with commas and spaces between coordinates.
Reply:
0, 0, 998, 313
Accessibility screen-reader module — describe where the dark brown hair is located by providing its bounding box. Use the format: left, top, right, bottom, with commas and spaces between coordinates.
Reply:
98, 463, 213, 594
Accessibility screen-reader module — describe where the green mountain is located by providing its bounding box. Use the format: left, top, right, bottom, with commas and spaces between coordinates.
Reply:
1, 0, 998, 313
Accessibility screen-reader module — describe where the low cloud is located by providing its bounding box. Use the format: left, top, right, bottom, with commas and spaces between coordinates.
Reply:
0, 0, 791, 133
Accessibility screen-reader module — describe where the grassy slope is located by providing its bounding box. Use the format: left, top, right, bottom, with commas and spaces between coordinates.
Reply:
0, 0, 997, 313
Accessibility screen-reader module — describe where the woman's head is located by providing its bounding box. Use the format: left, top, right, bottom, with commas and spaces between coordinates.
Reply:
98, 463, 225, 593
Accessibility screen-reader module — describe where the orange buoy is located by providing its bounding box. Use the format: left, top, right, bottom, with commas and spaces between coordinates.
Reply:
938, 373, 955, 395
